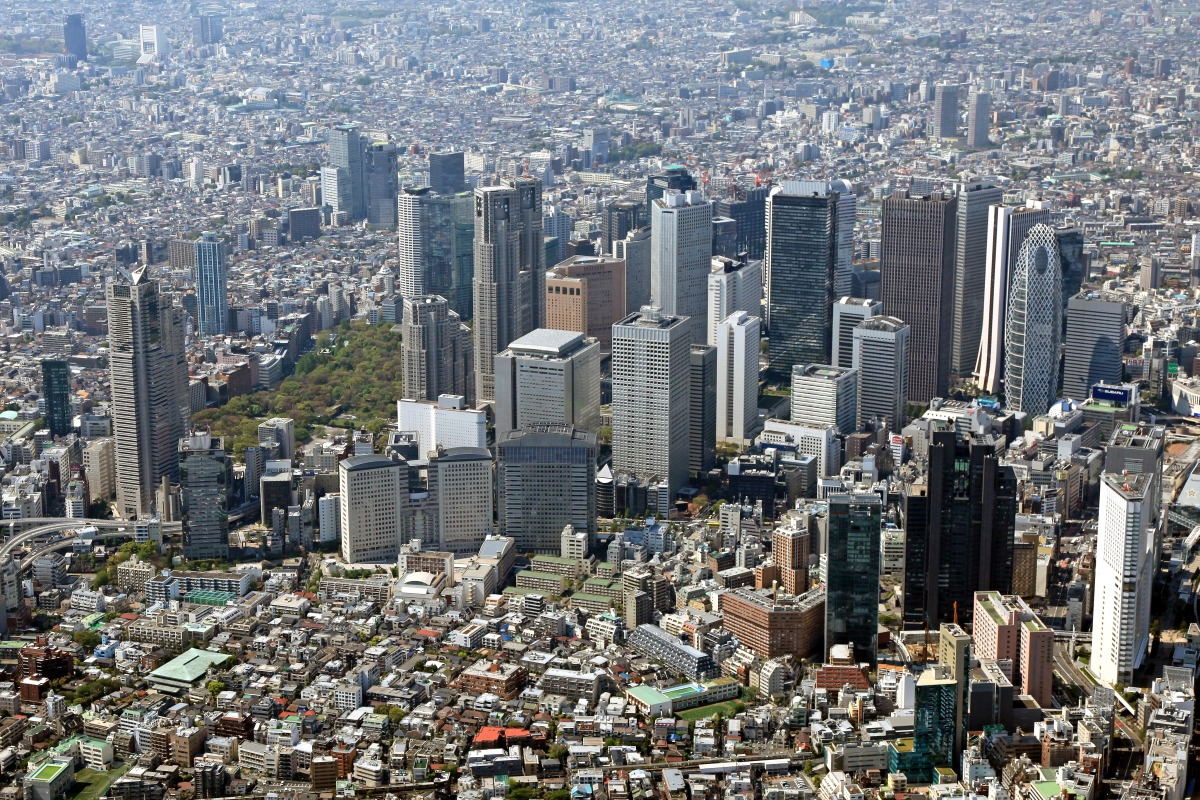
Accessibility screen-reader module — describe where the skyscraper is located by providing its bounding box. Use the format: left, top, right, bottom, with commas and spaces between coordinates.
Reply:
339, 455, 404, 563
180, 432, 231, 560
765, 182, 839, 377
715, 311, 761, 445
832, 297, 881, 369
707, 257, 763, 346
646, 165, 697, 203
791, 364, 857, 435
194, 232, 227, 336
1093, 473, 1153, 686
193, 12, 223, 46
880, 190, 957, 402
397, 187, 434, 300
107, 268, 188, 519
362, 142, 398, 228
650, 190, 712, 346
1003, 224, 1062, 415
1062, 293, 1126, 400
951, 181, 1003, 376
428, 151, 465, 196
714, 186, 769, 261
602, 200, 646, 256
545, 255, 627, 353
831, 181, 858, 298
689, 344, 717, 477
967, 91, 992, 148
397, 189, 474, 319
615, 227, 652, 311
41, 360, 72, 439
473, 177, 544, 403
63, 14, 87, 61
401, 295, 473, 406
611, 309, 691, 500
932, 84, 959, 139
496, 424, 597, 554
853, 316, 909, 431
825, 493, 882, 665
974, 205, 1051, 394
494, 329, 601, 436
326, 125, 366, 220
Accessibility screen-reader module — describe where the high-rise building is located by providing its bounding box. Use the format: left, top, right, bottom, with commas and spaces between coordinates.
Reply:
951, 181, 1003, 376
932, 84, 959, 139
397, 188, 474, 318
339, 455, 404, 563
401, 295, 474, 406
646, 165, 697, 203
41, 360, 72, 439
974, 205, 1052, 394
853, 316, 909, 432
707, 257, 763, 346
790, 364, 857, 434
831, 181, 858, 298
650, 191, 712, 346
193, 13, 223, 46
1003, 224, 1062, 415
194, 232, 227, 336
326, 125, 366, 220
139, 25, 169, 61
611, 309, 691, 500
1093, 473, 1153, 686
288, 207, 321, 243
63, 14, 87, 61
972, 591, 1054, 707
880, 190, 957, 402
107, 268, 188, 519
832, 297, 881, 370
494, 329, 600, 436
1062, 293, 1126, 400
473, 177, 544, 403
689, 344, 717, 477
715, 311, 761, 445
362, 142, 398, 228
765, 182, 839, 377
615, 227, 652, 312
257, 417, 295, 463
428, 152, 465, 196
180, 432, 230, 559
772, 511, 810, 596
967, 91, 992, 148
901, 429, 1016, 626
714, 186, 769, 261
602, 201, 646, 256
545, 254, 627, 353
496, 424, 597, 553
430, 448, 493, 555
825, 493, 881, 665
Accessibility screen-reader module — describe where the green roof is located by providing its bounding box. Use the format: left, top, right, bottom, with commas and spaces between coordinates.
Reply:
626, 685, 670, 705
29, 762, 68, 782
147, 648, 231, 685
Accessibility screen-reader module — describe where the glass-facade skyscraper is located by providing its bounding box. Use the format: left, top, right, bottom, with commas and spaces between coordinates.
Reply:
1003, 224, 1062, 416
825, 493, 882, 666
41, 359, 72, 439
194, 232, 227, 336
63, 14, 87, 61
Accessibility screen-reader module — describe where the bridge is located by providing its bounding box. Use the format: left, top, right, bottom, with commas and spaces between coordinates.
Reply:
0, 518, 182, 564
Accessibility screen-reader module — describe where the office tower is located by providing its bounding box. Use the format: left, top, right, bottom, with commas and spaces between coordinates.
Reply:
431, 448, 493, 554
398, 189, 474, 318
825, 493, 882, 665
1093, 473, 1153, 685
107, 268, 188, 519
650, 190, 712, 346
615, 227, 652, 311
715, 186, 769, 260
612, 309, 691, 500
830, 181, 857, 298
339, 455, 404, 563
646, 165, 697, 203
139, 25, 169, 60
427, 152, 465, 196
1062, 293, 1126, 400
63, 14, 87, 61
974, 206, 1052, 394
473, 177, 544, 403
402, 295, 474, 405
180, 432, 230, 559
257, 417, 295, 462
545, 255, 627, 353
603, 201, 645, 256
832, 297, 881, 369
715, 311, 761, 444
932, 84, 958, 139
288, 208, 321, 243
494, 329, 600, 436
362, 142, 397, 227
1104, 423, 1164, 530
853, 317, 909, 432
972, 592, 1054, 707
583, 127, 610, 163
397, 187, 434, 300
326, 125, 366, 220
707, 257, 763, 346
193, 12, 223, 46
901, 430, 1016, 626
689, 344, 716, 477
320, 166, 351, 221
41, 360, 72, 439
773, 512, 810, 595
1055, 226, 1086, 303
496, 424, 597, 553
951, 181, 1003, 376
194, 232, 227, 336
765, 182, 838, 377
967, 91, 991, 147
790, 364, 857, 434
1003, 225, 1062, 415
542, 205, 574, 266
880, 190, 957, 402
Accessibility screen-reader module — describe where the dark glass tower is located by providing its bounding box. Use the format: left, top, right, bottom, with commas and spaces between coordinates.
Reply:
826, 493, 882, 665
428, 152, 466, 196
715, 185, 768, 260
764, 184, 837, 378
646, 166, 697, 204
41, 360, 72, 438
603, 200, 645, 256
63, 14, 87, 61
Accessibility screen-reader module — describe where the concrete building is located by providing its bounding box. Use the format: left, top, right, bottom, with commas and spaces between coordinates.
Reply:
831, 297, 881, 369
194, 232, 227, 336
401, 295, 473, 406
972, 591, 1053, 707
180, 432, 230, 560
650, 190, 711, 346
1093, 473, 1153, 686
545, 255, 627, 353
967, 91, 992, 148
689, 344, 717, 477
494, 329, 601, 436
720, 587, 825, 661
715, 311, 761, 445
707, 257, 763, 346
496, 424, 596, 553
951, 181, 1003, 376
1062, 293, 1126, 401
614, 227, 652, 313
932, 83, 958, 139
396, 395, 486, 457
338, 456, 404, 564
791, 364, 857, 435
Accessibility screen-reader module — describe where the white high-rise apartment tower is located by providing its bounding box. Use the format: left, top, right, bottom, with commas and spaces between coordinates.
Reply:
715, 311, 761, 445
1092, 473, 1153, 686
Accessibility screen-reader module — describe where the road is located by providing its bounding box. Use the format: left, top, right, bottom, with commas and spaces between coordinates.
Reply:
0, 518, 181, 562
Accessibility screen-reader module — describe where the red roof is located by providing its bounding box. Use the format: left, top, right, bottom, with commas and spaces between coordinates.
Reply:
813, 664, 871, 692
